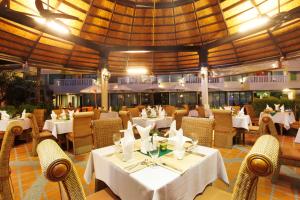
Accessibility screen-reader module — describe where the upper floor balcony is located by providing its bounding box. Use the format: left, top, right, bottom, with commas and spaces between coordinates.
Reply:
49, 74, 297, 94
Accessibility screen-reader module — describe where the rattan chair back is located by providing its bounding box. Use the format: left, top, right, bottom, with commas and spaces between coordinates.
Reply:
0, 121, 23, 200
92, 118, 123, 148
232, 135, 279, 200
212, 110, 233, 132
93, 108, 101, 120
127, 107, 140, 118
52, 109, 62, 116
164, 105, 176, 117
73, 112, 93, 138
37, 139, 86, 200
232, 106, 240, 115
33, 109, 46, 131
181, 117, 214, 147
259, 115, 278, 137
173, 110, 187, 130
136, 105, 145, 112
119, 111, 131, 129
245, 105, 256, 119
28, 113, 41, 140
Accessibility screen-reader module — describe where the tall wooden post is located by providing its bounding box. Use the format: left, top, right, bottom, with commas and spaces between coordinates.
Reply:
198, 49, 209, 109
99, 56, 110, 111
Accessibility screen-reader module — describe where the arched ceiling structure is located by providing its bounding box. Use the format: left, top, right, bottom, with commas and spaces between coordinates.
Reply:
0, 0, 300, 74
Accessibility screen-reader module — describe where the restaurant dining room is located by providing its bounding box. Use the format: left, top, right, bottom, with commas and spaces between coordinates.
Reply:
1, 0, 300, 199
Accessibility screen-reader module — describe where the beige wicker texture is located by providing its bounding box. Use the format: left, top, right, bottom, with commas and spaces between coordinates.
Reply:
181, 117, 214, 147
259, 115, 278, 137
164, 105, 176, 117
33, 109, 46, 131
195, 135, 280, 200
0, 121, 23, 200
27, 113, 53, 156
127, 107, 140, 118
196, 106, 206, 118
212, 109, 237, 148
93, 109, 101, 120
121, 106, 127, 111
92, 118, 123, 149
172, 110, 187, 130
245, 105, 259, 125
37, 139, 118, 200
119, 111, 131, 129
66, 112, 93, 155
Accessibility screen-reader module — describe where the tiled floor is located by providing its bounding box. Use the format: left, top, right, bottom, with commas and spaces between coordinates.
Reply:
7, 135, 300, 200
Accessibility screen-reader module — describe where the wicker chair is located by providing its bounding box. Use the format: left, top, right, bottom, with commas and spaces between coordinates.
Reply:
119, 111, 131, 129
196, 106, 206, 118
127, 107, 140, 118
93, 108, 101, 120
181, 117, 214, 147
232, 106, 240, 115
195, 135, 280, 200
36, 139, 119, 200
0, 121, 23, 200
164, 105, 176, 117
244, 104, 259, 125
33, 108, 46, 131
121, 106, 127, 111
27, 113, 54, 156
136, 105, 145, 112
182, 104, 189, 114
212, 110, 237, 148
66, 112, 94, 155
172, 110, 187, 130
92, 118, 123, 149
290, 119, 300, 129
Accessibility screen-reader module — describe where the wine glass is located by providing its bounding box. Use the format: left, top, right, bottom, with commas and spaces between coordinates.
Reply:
148, 140, 160, 163
113, 133, 121, 153
190, 133, 198, 148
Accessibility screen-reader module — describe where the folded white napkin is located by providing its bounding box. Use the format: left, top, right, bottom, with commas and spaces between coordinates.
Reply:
150, 108, 157, 117
109, 106, 112, 112
121, 132, 135, 162
147, 105, 151, 110
280, 105, 285, 112
266, 104, 270, 109
237, 107, 245, 117
174, 128, 185, 151
51, 111, 57, 120
60, 110, 66, 119
159, 109, 165, 118
125, 121, 135, 141
0, 111, 10, 120
274, 104, 280, 111
168, 120, 177, 138
219, 107, 224, 110
68, 110, 74, 119
141, 109, 147, 118
224, 106, 232, 111
75, 110, 80, 113
21, 109, 26, 119
136, 125, 152, 154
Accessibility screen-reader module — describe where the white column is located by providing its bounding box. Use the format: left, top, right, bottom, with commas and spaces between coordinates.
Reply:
101, 68, 109, 111
200, 67, 209, 109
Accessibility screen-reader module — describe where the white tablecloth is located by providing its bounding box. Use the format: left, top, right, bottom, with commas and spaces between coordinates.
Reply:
259, 112, 295, 130
43, 119, 73, 138
100, 112, 119, 119
84, 145, 229, 200
0, 118, 31, 132
132, 117, 173, 129
295, 129, 300, 143
232, 115, 252, 130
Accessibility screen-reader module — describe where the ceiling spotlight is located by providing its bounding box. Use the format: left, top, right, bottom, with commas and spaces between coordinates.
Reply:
239, 16, 269, 33
126, 67, 148, 75
122, 50, 150, 54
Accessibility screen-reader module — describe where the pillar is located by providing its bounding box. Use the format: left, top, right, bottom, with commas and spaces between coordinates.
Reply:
99, 56, 110, 111
35, 67, 41, 103
199, 49, 209, 109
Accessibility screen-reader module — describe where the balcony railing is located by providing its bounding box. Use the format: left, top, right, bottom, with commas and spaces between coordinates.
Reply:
54, 78, 94, 87
246, 75, 287, 83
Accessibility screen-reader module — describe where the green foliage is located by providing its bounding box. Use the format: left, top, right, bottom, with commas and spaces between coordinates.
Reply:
18, 104, 37, 113
1, 105, 17, 116
252, 97, 296, 116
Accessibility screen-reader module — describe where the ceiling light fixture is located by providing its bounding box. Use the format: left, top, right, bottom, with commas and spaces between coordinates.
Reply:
34, 17, 70, 34
127, 67, 148, 75
239, 16, 269, 33
122, 50, 150, 54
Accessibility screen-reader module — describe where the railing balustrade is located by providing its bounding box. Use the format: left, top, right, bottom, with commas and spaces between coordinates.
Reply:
54, 78, 94, 87
246, 75, 287, 83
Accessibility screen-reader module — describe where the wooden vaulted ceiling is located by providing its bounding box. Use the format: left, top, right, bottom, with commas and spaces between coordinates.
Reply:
0, 0, 300, 74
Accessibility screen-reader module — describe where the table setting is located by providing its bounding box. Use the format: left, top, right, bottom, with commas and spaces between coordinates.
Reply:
0, 109, 31, 132
84, 121, 229, 200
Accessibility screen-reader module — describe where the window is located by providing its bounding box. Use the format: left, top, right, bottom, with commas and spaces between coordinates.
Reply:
290, 72, 297, 81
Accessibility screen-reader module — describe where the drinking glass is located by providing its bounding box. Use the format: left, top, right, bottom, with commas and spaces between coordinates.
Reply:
148, 140, 160, 163
190, 133, 198, 147
113, 133, 121, 153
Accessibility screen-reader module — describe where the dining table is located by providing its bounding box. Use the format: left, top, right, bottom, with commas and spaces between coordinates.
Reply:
259, 111, 295, 130
43, 119, 73, 138
0, 118, 31, 132
84, 139, 229, 200
232, 115, 252, 130
132, 116, 173, 129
